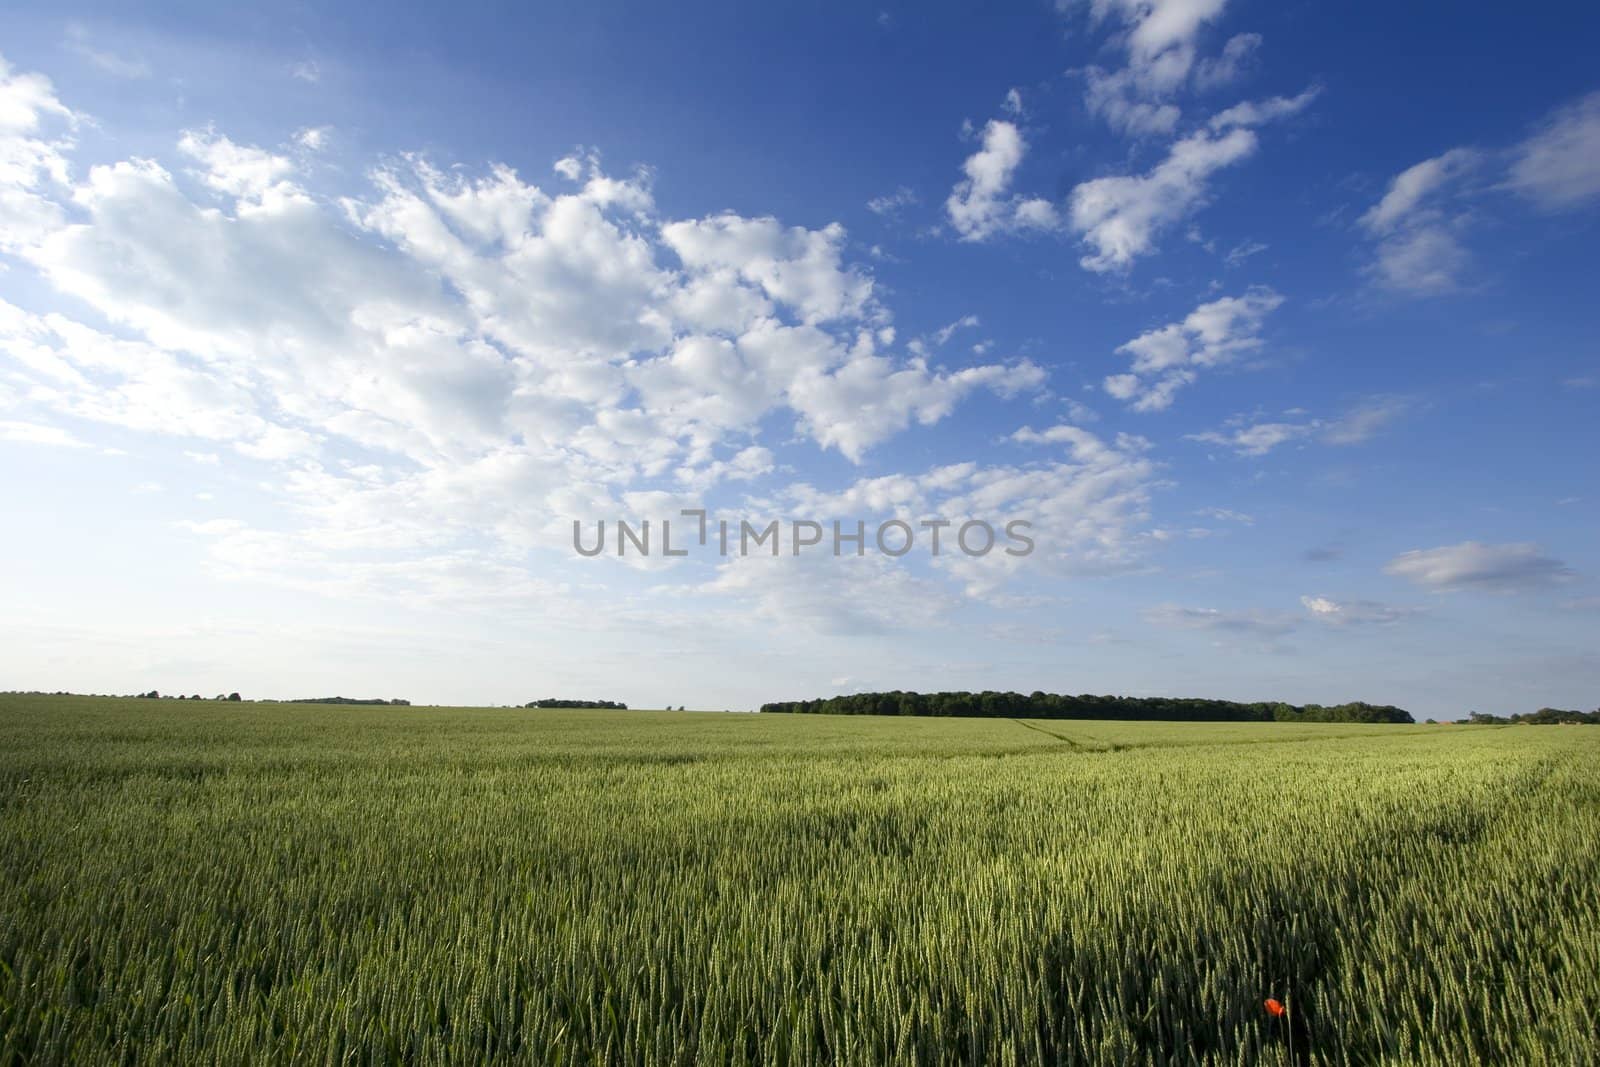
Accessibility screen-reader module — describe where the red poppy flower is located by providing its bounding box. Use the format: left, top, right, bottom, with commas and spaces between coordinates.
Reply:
1264, 998, 1286, 1017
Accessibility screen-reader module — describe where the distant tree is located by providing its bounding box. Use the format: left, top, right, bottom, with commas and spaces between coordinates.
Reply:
227, 693, 242, 702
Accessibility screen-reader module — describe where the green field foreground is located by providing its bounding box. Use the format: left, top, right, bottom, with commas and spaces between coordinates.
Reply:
1, 697, 1596, 1064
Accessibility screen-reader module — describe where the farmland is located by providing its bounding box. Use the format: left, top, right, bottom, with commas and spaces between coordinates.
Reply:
1, 695, 1596, 1064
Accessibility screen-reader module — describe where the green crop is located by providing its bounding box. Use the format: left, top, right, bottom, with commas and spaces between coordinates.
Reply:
1, 695, 1595, 1064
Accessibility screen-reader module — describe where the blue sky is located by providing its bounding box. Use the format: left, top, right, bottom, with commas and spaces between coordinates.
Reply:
1, 1, 1596, 717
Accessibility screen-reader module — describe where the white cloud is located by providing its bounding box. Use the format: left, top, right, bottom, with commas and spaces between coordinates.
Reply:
662, 214, 875, 324
0, 55, 77, 252
1385, 542, 1574, 593
1008, 423, 1116, 456
1223, 239, 1266, 266
1001, 88, 1024, 116
945, 120, 1060, 241
1507, 91, 1600, 211
1195, 32, 1260, 89
1188, 396, 1409, 455
1083, 67, 1182, 137
178, 128, 301, 205
1360, 149, 1478, 234
1195, 506, 1252, 524
1357, 92, 1600, 295
1069, 88, 1315, 271
1319, 395, 1409, 445
684, 423, 1159, 619
1370, 226, 1469, 294
1097, 0, 1229, 60
290, 60, 321, 83
1073, 0, 1230, 135
1300, 595, 1418, 626
1104, 287, 1281, 410
1357, 148, 1482, 295
932, 314, 980, 346
784, 426, 1159, 595
0, 54, 1062, 612
1205, 87, 1320, 131
787, 352, 1046, 463
1069, 126, 1251, 271
1189, 420, 1309, 455
294, 126, 331, 152
866, 185, 918, 216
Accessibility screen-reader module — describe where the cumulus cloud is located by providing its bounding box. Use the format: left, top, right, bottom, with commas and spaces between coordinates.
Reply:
1103, 287, 1282, 410
785, 348, 1047, 463
784, 425, 1159, 598
1384, 541, 1574, 593
661, 214, 875, 324
1071, 0, 1231, 135
178, 128, 301, 205
1071, 126, 1254, 271
0, 55, 1060, 609
945, 120, 1060, 241
1068, 91, 1313, 272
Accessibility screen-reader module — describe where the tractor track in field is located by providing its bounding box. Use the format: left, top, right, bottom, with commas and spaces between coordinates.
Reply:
1009, 718, 1088, 749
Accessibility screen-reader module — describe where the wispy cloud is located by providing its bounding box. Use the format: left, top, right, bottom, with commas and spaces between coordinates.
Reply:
1385, 542, 1574, 593
1188, 396, 1411, 455
65, 25, 150, 79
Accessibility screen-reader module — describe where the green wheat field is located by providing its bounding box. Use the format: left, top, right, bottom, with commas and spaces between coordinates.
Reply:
1, 695, 1596, 1064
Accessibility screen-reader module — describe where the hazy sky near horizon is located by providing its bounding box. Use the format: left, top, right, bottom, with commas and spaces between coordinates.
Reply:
1, 1, 1596, 717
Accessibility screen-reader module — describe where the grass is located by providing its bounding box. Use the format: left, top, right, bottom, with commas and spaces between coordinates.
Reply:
1, 694, 1596, 1064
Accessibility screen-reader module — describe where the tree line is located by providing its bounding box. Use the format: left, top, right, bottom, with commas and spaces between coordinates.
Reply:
524, 699, 629, 709
759, 690, 1415, 723
1463, 707, 1599, 725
